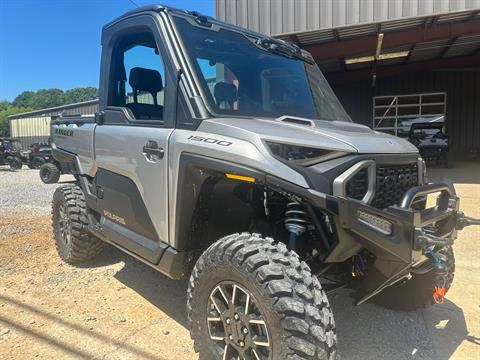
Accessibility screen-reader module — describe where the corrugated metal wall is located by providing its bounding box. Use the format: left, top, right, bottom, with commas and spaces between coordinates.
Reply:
9, 100, 99, 148
332, 70, 480, 155
10, 117, 51, 148
216, 0, 480, 35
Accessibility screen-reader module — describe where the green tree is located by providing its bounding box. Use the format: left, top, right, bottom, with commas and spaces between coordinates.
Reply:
65, 87, 98, 103
1, 86, 99, 136
12, 91, 35, 108
30, 88, 66, 109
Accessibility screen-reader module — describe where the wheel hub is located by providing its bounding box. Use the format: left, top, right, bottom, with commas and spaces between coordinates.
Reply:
207, 281, 270, 360
221, 310, 253, 356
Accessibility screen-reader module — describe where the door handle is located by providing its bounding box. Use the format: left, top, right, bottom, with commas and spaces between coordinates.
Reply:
142, 140, 164, 162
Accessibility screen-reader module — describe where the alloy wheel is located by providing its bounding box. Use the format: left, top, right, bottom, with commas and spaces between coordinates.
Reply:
207, 281, 271, 360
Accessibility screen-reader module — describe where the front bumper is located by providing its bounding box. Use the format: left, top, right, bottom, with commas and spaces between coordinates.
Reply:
311, 181, 478, 304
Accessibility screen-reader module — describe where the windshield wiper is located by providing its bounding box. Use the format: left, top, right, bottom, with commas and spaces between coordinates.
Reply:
254, 37, 314, 64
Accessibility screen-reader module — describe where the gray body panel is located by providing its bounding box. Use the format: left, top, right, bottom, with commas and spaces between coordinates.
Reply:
51, 120, 97, 176
95, 125, 172, 244
199, 117, 418, 155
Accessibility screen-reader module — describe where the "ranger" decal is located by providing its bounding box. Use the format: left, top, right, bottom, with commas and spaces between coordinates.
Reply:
55, 128, 74, 137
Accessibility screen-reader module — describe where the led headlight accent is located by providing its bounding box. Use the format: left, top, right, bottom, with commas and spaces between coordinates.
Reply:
266, 141, 346, 166
357, 210, 393, 235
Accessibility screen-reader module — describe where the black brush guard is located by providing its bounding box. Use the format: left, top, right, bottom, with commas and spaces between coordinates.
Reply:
328, 181, 479, 304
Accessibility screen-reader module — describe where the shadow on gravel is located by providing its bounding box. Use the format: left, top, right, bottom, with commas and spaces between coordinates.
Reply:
76, 246, 470, 359
328, 289, 467, 360
0, 294, 164, 360
428, 161, 480, 185
113, 255, 190, 328
73, 245, 190, 328
75, 244, 128, 268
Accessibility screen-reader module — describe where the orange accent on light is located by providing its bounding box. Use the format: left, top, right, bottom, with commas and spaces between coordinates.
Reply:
225, 173, 255, 183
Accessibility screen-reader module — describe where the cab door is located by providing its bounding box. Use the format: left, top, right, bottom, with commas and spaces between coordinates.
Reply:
94, 14, 176, 264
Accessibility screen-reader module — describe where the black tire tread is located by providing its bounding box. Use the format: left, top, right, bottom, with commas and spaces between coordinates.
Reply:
40, 162, 60, 184
52, 184, 103, 263
187, 233, 336, 360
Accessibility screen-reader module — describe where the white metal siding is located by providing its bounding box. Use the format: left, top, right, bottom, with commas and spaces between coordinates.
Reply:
10, 117, 51, 138
215, 0, 480, 35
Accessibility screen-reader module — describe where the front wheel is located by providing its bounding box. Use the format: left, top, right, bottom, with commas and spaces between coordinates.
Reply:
187, 233, 336, 360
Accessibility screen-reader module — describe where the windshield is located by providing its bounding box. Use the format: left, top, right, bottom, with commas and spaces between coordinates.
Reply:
174, 17, 351, 122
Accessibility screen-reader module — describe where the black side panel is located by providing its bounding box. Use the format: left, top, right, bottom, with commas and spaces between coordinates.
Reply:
174, 153, 265, 252
96, 168, 160, 242
100, 218, 167, 263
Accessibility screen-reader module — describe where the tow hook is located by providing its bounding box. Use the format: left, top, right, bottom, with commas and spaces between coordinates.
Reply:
424, 248, 447, 304
456, 211, 480, 230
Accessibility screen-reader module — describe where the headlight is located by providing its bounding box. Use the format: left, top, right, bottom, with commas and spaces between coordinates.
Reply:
266, 141, 346, 166
357, 210, 393, 235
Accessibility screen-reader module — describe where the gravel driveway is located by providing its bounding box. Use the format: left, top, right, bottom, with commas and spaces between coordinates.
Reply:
1, 164, 479, 359
0, 168, 73, 216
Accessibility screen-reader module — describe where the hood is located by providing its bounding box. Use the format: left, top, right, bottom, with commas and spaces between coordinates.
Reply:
199, 117, 418, 154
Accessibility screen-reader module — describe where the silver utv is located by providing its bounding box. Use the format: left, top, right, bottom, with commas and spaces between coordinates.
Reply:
49, 5, 479, 360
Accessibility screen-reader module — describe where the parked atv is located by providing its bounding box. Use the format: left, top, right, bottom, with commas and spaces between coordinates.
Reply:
408, 122, 453, 167
28, 142, 53, 169
0, 137, 25, 170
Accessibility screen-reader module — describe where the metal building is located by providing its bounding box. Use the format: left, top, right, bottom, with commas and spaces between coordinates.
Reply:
8, 100, 99, 148
215, 0, 480, 157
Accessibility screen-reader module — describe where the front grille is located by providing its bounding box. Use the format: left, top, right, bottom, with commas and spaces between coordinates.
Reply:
372, 163, 418, 208
346, 163, 418, 209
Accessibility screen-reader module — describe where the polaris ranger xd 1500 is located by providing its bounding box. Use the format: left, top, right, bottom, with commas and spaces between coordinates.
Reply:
49, 5, 480, 360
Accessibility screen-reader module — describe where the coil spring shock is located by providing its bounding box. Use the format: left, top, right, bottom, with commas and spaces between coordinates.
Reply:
284, 201, 310, 250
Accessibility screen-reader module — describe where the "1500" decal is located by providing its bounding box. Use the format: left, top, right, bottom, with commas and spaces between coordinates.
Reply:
188, 135, 232, 146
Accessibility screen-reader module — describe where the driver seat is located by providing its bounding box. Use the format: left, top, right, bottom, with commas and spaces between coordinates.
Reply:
126, 67, 164, 120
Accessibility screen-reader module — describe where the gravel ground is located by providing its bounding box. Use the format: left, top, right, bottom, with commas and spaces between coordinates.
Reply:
0, 163, 479, 359
0, 167, 74, 216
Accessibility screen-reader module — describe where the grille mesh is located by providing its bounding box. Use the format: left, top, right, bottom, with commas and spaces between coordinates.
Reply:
346, 163, 418, 209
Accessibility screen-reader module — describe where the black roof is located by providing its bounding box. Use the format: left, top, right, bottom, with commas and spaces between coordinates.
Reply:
103, 3, 269, 41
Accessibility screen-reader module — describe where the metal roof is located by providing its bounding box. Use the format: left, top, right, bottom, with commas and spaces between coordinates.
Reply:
273, 9, 480, 75
8, 99, 99, 120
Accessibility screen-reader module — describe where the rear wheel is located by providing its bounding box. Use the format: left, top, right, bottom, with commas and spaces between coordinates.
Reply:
8, 157, 22, 171
188, 233, 336, 360
40, 162, 60, 184
52, 184, 103, 263
372, 246, 455, 311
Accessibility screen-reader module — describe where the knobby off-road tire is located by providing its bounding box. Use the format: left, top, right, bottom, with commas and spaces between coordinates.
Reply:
52, 184, 103, 263
8, 157, 22, 171
187, 233, 337, 360
372, 246, 455, 311
40, 162, 60, 184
